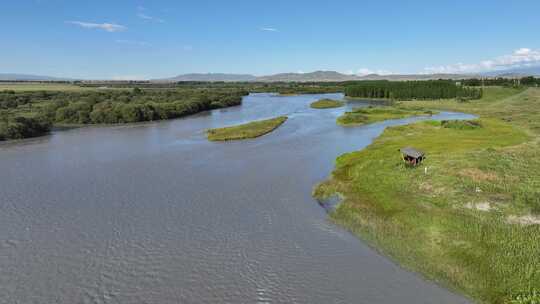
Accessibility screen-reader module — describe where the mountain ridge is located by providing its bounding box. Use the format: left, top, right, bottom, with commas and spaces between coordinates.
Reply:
152, 73, 257, 82
154, 70, 476, 82
3, 65, 540, 82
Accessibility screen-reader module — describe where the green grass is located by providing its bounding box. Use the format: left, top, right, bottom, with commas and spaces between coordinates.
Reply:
315, 87, 540, 303
337, 106, 436, 126
207, 116, 287, 141
310, 98, 345, 109
0, 83, 100, 92
509, 290, 540, 304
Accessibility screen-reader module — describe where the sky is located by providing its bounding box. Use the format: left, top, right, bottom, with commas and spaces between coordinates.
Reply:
1, 0, 540, 80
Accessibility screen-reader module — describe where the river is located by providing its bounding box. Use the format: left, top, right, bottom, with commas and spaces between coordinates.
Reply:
0, 93, 473, 304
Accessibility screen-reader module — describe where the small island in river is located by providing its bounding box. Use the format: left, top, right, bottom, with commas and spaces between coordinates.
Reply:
207, 116, 288, 141
337, 106, 435, 126
310, 99, 345, 109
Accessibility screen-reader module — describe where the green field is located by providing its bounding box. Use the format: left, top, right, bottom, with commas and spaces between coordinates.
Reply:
337, 106, 435, 126
0, 83, 97, 92
315, 87, 540, 303
310, 98, 344, 109
207, 116, 287, 141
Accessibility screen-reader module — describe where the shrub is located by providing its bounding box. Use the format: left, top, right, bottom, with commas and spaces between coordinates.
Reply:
441, 120, 482, 130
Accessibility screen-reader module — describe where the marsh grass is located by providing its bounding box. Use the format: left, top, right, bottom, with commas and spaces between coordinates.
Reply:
315, 87, 540, 303
207, 116, 287, 141
310, 99, 344, 109
337, 106, 435, 126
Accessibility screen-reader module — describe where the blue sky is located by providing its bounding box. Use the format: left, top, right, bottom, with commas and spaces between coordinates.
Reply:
1, 0, 540, 79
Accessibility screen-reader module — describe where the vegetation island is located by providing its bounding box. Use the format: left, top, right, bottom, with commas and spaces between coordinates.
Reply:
337, 106, 435, 126
310, 99, 345, 109
207, 116, 287, 141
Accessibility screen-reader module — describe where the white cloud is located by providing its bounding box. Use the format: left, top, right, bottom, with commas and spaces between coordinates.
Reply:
115, 40, 150, 46
136, 6, 164, 23
351, 68, 394, 76
260, 27, 278, 32
424, 48, 540, 74
66, 21, 126, 32
137, 12, 164, 23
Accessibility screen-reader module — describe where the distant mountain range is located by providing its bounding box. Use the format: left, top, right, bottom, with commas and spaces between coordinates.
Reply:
3, 65, 540, 82
481, 66, 540, 77
153, 73, 257, 82
256, 71, 357, 82
154, 71, 475, 82
156, 66, 540, 82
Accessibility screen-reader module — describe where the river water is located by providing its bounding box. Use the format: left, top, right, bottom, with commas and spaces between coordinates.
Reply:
0, 93, 473, 304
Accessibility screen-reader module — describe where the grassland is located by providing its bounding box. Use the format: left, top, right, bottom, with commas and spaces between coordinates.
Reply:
207, 116, 287, 141
0, 83, 99, 92
314, 87, 540, 303
337, 106, 436, 126
310, 99, 344, 109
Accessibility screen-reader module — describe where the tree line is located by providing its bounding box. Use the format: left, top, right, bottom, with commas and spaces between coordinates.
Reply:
344, 80, 483, 100
0, 88, 247, 140
461, 76, 540, 87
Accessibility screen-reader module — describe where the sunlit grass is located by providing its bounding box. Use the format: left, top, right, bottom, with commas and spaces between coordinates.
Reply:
315, 87, 540, 303
337, 106, 436, 126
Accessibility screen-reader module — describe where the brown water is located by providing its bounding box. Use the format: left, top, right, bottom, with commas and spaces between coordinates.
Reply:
0, 93, 473, 304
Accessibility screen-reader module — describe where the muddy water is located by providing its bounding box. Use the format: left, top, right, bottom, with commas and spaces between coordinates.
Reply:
0, 93, 473, 303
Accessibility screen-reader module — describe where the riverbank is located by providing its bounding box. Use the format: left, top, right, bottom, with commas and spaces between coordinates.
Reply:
207, 116, 287, 141
314, 87, 540, 303
337, 106, 435, 126
0, 87, 247, 141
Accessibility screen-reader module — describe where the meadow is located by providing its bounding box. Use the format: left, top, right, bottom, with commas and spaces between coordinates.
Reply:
0, 82, 98, 92
315, 87, 540, 303
337, 106, 436, 126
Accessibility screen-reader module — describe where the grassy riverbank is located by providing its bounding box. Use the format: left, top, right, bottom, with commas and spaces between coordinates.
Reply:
207, 116, 287, 141
337, 106, 435, 126
315, 87, 540, 303
310, 99, 344, 109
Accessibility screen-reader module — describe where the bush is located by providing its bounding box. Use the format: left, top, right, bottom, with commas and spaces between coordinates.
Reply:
0, 116, 51, 140
441, 119, 482, 130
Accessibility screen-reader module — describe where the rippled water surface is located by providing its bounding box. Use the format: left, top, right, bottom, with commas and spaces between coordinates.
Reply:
0, 93, 474, 304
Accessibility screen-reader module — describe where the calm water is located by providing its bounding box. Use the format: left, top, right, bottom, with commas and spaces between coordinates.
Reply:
0, 93, 474, 304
